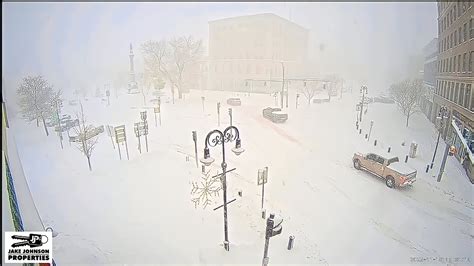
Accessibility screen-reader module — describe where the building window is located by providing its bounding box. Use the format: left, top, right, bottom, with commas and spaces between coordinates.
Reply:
454, 83, 459, 103
453, 56, 457, 72
468, 85, 473, 111
470, 51, 473, 72
459, 26, 462, 42
454, 29, 458, 45
458, 54, 461, 71
460, 85, 464, 106
471, 18, 474, 39
463, 53, 467, 72
464, 23, 468, 42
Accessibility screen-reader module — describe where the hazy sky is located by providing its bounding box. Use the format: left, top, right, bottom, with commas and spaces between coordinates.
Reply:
2, 2, 437, 99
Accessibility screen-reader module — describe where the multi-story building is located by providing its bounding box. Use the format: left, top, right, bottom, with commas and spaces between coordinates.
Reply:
206, 13, 309, 92
421, 38, 438, 122
435, 1, 473, 181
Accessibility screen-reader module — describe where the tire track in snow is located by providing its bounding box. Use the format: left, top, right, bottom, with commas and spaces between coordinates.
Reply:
370, 219, 439, 256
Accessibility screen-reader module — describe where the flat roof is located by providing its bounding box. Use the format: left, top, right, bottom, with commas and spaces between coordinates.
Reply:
209, 13, 308, 32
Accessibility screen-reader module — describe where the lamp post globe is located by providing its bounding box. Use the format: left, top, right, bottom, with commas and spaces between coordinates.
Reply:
200, 147, 215, 166
231, 138, 245, 156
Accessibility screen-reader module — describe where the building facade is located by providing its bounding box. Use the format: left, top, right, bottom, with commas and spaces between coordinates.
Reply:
206, 13, 309, 92
435, 1, 473, 181
421, 38, 438, 122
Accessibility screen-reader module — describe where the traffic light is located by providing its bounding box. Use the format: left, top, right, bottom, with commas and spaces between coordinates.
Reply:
304, 81, 307, 87
266, 213, 283, 238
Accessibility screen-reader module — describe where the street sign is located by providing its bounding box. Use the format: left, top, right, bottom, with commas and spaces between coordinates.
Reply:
134, 121, 148, 137
114, 125, 126, 144
106, 90, 110, 97
106, 125, 114, 137
258, 167, 268, 185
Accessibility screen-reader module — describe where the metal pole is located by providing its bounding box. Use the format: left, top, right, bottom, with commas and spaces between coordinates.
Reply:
437, 142, 450, 182
217, 103, 221, 127
367, 121, 373, 142
125, 140, 130, 160
145, 134, 148, 152
137, 134, 142, 154
262, 221, 270, 266
281, 62, 285, 109
221, 141, 229, 251
431, 130, 441, 169
359, 87, 365, 122
261, 178, 265, 210
193, 131, 198, 168
117, 142, 122, 160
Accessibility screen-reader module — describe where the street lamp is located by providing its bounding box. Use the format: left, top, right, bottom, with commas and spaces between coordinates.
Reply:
431, 106, 449, 169
199, 126, 245, 251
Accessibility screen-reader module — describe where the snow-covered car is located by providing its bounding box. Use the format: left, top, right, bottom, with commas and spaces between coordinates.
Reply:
262, 107, 288, 123
226, 98, 242, 106
46, 114, 72, 127
352, 152, 416, 188
69, 125, 104, 142
313, 98, 330, 104
373, 96, 394, 104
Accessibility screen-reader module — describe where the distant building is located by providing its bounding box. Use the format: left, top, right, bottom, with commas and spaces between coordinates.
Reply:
205, 13, 309, 92
421, 38, 438, 122
435, 1, 473, 181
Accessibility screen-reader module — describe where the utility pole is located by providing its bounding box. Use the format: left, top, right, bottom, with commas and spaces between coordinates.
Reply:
437, 142, 450, 182
431, 106, 448, 169
262, 213, 283, 266
359, 86, 367, 122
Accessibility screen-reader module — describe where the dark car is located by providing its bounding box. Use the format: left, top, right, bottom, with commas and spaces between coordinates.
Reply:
227, 98, 242, 106
262, 107, 288, 123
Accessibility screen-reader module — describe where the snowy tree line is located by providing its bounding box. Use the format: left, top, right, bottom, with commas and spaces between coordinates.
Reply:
16, 75, 98, 171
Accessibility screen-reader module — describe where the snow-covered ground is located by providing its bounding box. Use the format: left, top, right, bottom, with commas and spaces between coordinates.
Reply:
8, 87, 473, 265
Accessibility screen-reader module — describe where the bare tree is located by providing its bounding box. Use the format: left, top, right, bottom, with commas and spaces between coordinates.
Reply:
73, 103, 99, 171
300, 84, 319, 105
141, 36, 203, 104
389, 78, 423, 127
17, 76, 55, 136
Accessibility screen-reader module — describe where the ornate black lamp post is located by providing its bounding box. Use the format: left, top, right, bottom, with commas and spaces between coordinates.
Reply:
200, 126, 245, 251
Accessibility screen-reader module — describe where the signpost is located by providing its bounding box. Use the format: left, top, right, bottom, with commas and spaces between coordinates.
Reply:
114, 125, 129, 160
134, 121, 149, 153
201, 96, 205, 112
228, 108, 233, 126
106, 125, 115, 149
262, 213, 283, 266
367, 120, 374, 142
140, 111, 149, 152
258, 167, 269, 210
217, 102, 221, 127
106, 89, 110, 106
192, 131, 198, 168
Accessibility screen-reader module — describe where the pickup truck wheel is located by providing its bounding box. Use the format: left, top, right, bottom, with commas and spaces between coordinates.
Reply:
386, 176, 395, 188
353, 159, 361, 170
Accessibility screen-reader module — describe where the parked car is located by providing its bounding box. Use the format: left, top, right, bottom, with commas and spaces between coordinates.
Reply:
262, 107, 288, 123
352, 151, 417, 188
69, 125, 104, 142
227, 98, 242, 106
373, 95, 395, 104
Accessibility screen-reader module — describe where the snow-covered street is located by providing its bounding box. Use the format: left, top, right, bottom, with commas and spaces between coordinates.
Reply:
9, 88, 473, 265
